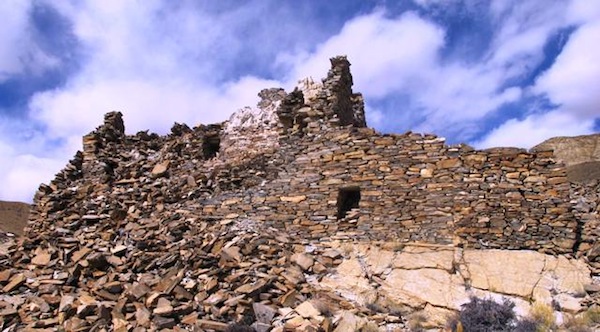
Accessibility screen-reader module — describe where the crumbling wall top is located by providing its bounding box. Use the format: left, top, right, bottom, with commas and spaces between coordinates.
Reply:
101, 111, 125, 139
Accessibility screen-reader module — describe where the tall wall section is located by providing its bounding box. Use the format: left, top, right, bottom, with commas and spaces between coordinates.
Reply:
197, 126, 576, 254
25, 56, 589, 262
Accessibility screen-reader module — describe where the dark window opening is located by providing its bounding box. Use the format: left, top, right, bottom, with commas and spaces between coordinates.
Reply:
202, 136, 221, 159
337, 186, 361, 219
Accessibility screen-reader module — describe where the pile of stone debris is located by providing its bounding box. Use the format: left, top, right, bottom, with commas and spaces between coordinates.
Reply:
0, 209, 405, 331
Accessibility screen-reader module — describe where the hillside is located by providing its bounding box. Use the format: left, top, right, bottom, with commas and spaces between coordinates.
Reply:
532, 134, 600, 182
0, 57, 599, 331
0, 201, 29, 236
532, 133, 600, 167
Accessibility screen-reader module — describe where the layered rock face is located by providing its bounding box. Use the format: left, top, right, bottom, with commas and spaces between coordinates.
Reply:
322, 244, 594, 328
1, 56, 599, 331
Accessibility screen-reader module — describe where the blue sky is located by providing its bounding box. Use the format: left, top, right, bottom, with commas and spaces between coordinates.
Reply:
1, 0, 599, 202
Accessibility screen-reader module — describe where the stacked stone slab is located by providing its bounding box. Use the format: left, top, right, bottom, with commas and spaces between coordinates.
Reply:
0, 56, 598, 331
572, 180, 600, 273
192, 128, 576, 254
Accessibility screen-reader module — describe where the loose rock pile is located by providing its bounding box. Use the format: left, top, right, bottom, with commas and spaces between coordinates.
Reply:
2, 207, 373, 331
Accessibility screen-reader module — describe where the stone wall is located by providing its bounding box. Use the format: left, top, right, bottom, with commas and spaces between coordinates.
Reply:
194, 127, 576, 255
572, 181, 600, 272
28, 56, 591, 263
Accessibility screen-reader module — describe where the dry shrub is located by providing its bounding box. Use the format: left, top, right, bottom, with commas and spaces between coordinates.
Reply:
513, 318, 537, 332
446, 297, 516, 332
584, 305, 600, 324
225, 323, 255, 332
528, 301, 556, 331
407, 313, 427, 332
559, 306, 600, 332
361, 321, 380, 332
562, 316, 592, 332
311, 298, 334, 317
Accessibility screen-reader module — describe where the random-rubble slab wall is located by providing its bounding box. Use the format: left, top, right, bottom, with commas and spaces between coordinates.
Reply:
195, 126, 576, 254
28, 55, 585, 259
571, 181, 600, 272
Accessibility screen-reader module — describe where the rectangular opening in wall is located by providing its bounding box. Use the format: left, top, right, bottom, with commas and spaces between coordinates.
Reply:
337, 186, 361, 219
202, 136, 221, 159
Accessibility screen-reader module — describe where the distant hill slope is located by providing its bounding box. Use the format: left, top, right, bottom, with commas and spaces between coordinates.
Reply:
532, 133, 600, 182
0, 201, 30, 235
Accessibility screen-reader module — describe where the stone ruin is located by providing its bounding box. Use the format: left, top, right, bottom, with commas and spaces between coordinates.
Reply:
0, 56, 599, 331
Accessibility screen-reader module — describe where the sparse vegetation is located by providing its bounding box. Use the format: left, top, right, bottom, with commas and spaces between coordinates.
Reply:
225, 323, 255, 332
361, 321, 380, 332
513, 318, 537, 332
528, 301, 556, 331
584, 305, 600, 324
446, 297, 517, 332
340, 243, 355, 257
562, 316, 592, 332
407, 313, 427, 332
366, 301, 386, 314
446, 298, 599, 332
311, 297, 334, 317
558, 305, 600, 332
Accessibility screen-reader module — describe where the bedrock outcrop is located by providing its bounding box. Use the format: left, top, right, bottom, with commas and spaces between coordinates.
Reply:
320, 244, 593, 328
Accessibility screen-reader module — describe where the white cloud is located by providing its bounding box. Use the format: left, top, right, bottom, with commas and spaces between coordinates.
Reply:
0, 1, 30, 79
0, 154, 66, 202
282, 8, 545, 141
30, 75, 279, 138
533, 20, 600, 118
474, 0, 600, 148
0, 1, 59, 81
27, 1, 289, 138
281, 11, 445, 97
0, 124, 73, 202
365, 104, 385, 128
567, 0, 600, 24
474, 110, 595, 149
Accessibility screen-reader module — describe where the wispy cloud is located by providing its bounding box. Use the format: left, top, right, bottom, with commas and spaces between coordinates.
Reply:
477, 0, 600, 148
